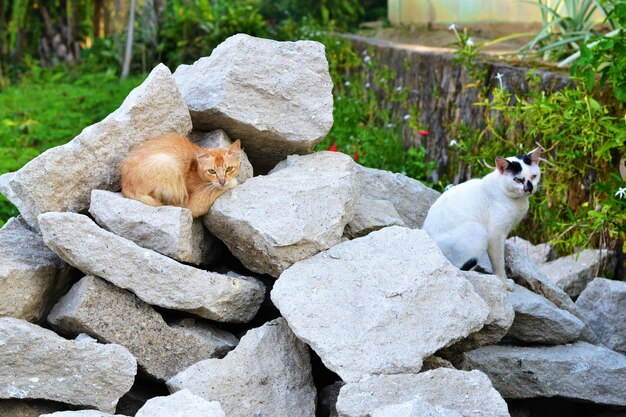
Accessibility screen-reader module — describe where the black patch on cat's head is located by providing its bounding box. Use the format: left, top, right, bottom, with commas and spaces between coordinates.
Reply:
506, 160, 522, 175
515, 154, 533, 165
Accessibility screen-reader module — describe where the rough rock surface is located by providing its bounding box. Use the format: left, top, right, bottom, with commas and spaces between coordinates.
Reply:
505, 241, 600, 344
89, 190, 220, 265
344, 197, 405, 238
369, 397, 463, 417
272, 226, 489, 382
462, 342, 626, 406
0, 318, 136, 412
48, 276, 238, 381
576, 277, 626, 352
355, 164, 440, 228
41, 412, 128, 417
507, 283, 584, 344
442, 272, 514, 353
540, 249, 617, 297
507, 236, 555, 264
0, 219, 73, 322
167, 318, 316, 417
190, 129, 253, 184
205, 152, 359, 277
38, 212, 265, 322
0, 400, 66, 417
173, 34, 333, 171
336, 368, 510, 417
1, 64, 192, 229
135, 390, 225, 417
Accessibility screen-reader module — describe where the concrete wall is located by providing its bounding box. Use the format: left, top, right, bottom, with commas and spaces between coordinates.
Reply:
388, 0, 604, 26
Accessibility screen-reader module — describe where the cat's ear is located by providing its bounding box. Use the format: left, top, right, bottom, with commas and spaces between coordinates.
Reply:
528, 146, 544, 165
228, 139, 241, 155
495, 156, 509, 174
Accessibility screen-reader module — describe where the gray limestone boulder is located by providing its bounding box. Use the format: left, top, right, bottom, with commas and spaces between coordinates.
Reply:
135, 390, 224, 417
48, 276, 238, 381
272, 226, 489, 382
0, 217, 73, 322
205, 152, 359, 278
576, 277, 626, 352
41, 412, 128, 417
355, 164, 440, 228
1, 64, 192, 229
190, 129, 253, 184
344, 197, 405, 238
507, 283, 584, 344
462, 342, 626, 406
540, 249, 617, 297
507, 236, 555, 264
0, 400, 66, 417
38, 212, 265, 322
167, 318, 316, 417
369, 398, 463, 417
0, 317, 136, 413
173, 34, 333, 172
89, 190, 220, 265
336, 368, 510, 417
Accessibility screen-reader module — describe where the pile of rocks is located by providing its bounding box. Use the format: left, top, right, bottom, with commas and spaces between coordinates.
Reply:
0, 33, 624, 417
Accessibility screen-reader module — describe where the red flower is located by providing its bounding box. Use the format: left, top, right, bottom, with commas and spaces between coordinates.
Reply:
418, 130, 430, 137
353, 151, 360, 161
328, 144, 338, 152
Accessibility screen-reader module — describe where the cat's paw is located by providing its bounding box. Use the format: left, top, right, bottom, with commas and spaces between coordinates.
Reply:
503, 278, 515, 292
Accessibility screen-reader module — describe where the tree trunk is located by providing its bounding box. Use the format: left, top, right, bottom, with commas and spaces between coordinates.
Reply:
121, 0, 136, 78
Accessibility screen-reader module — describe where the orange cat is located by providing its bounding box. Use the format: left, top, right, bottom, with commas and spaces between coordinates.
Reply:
120, 133, 241, 217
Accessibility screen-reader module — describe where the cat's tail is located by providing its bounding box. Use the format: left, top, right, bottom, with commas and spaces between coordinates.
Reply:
460, 258, 478, 271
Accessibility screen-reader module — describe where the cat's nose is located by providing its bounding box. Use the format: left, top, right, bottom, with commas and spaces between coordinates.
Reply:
219, 177, 226, 185
524, 180, 534, 193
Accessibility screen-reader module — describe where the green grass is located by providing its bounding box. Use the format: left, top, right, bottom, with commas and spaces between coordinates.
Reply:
0, 69, 145, 225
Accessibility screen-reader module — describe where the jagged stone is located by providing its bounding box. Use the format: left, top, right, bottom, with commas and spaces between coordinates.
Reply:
576, 277, 626, 352
135, 390, 224, 417
272, 226, 489, 382
540, 249, 617, 297
41, 412, 128, 417
89, 190, 220, 265
0, 217, 73, 322
507, 236, 555, 264
369, 397, 463, 417
0, 318, 136, 412
173, 34, 333, 172
355, 164, 440, 228
507, 283, 584, 344
336, 369, 509, 417
319, 382, 343, 417
1, 64, 192, 229
462, 342, 626, 406
167, 318, 316, 417
190, 129, 253, 184
48, 276, 238, 381
0, 399, 66, 417
205, 152, 359, 277
38, 212, 265, 322
344, 197, 405, 238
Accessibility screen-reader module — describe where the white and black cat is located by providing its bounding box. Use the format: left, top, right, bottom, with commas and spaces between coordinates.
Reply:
422, 147, 543, 290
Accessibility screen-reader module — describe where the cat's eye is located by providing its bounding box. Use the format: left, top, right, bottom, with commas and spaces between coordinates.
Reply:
531, 175, 537, 180
226, 166, 233, 173
514, 178, 524, 183
208, 169, 216, 174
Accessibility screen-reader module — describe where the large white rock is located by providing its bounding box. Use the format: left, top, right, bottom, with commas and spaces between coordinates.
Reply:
272, 226, 489, 382
135, 390, 225, 417
173, 34, 333, 172
0, 318, 136, 413
355, 164, 440, 228
2, 64, 192, 229
507, 236, 555, 264
0, 218, 73, 322
189, 129, 253, 184
89, 190, 220, 265
540, 249, 617, 297
336, 369, 510, 417
576, 277, 626, 352
205, 152, 359, 277
38, 212, 265, 322
48, 276, 238, 381
507, 283, 584, 344
369, 397, 463, 417
463, 342, 626, 406
167, 318, 316, 417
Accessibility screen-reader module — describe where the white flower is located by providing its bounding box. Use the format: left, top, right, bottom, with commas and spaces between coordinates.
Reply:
344, 81, 351, 87
466, 37, 474, 47
396, 86, 403, 92
496, 72, 504, 89
363, 56, 371, 63
386, 123, 395, 128
448, 23, 456, 31
616, 187, 626, 199
365, 82, 371, 89
403, 114, 411, 121
337, 96, 342, 101
449, 139, 458, 147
